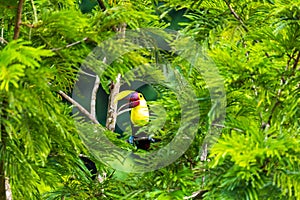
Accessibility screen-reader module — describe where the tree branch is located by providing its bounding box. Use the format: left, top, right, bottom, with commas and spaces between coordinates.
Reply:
58, 90, 100, 125
96, 0, 106, 11
91, 73, 101, 118
212, 123, 244, 132
224, 0, 248, 32
261, 48, 298, 130
286, 50, 296, 70
183, 190, 208, 199
266, 99, 280, 128
0, 37, 8, 44
1, 19, 5, 44
2, 1, 25, 198
5, 177, 12, 200
13, 0, 25, 40
116, 23, 127, 39
292, 50, 300, 70
105, 20, 126, 131
20, 23, 36, 28
30, 0, 38, 23
51, 37, 88, 51
91, 57, 107, 117
262, 49, 300, 130
0, 100, 10, 200
79, 70, 96, 78
105, 74, 121, 131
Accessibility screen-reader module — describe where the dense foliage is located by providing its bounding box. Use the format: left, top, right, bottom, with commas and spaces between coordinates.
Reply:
0, 0, 299, 199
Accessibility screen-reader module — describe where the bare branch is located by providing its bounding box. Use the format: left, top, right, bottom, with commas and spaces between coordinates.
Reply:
212, 123, 244, 132
184, 190, 208, 199
261, 49, 298, 129
224, 0, 248, 32
13, 0, 25, 40
96, 0, 106, 11
51, 37, 88, 51
105, 74, 121, 131
293, 50, 300, 70
286, 50, 296, 70
30, 0, 38, 23
79, 70, 96, 78
5, 177, 12, 200
0, 37, 8, 44
266, 100, 280, 128
105, 21, 126, 131
116, 23, 127, 39
19, 23, 35, 28
91, 75, 100, 117
58, 90, 100, 125
3, 2, 26, 198
91, 57, 106, 117
1, 19, 5, 44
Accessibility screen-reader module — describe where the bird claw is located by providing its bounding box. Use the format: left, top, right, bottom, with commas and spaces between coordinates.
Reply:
128, 135, 135, 144
127, 135, 157, 146
148, 136, 155, 143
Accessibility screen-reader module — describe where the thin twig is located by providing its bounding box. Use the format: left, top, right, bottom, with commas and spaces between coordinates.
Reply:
292, 50, 300, 70
183, 190, 208, 199
117, 23, 127, 39
91, 57, 106, 122
91, 75, 100, 117
58, 90, 100, 125
262, 50, 299, 129
1, 19, 4, 44
286, 50, 296, 70
266, 100, 280, 127
96, 0, 106, 11
5, 177, 12, 200
212, 123, 244, 132
30, 0, 38, 23
20, 22, 38, 28
51, 37, 88, 51
79, 70, 96, 78
224, 0, 248, 32
13, 0, 25, 40
0, 37, 8, 44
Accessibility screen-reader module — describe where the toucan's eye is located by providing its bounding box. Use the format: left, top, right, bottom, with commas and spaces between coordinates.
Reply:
139, 94, 143, 98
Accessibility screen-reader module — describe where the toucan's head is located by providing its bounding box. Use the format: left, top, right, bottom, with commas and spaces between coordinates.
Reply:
129, 92, 144, 108
114, 90, 147, 109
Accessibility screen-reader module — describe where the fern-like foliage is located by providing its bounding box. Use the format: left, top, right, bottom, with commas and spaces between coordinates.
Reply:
0, 40, 89, 199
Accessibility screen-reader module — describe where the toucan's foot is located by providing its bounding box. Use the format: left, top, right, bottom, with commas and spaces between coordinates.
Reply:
148, 136, 155, 143
129, 136, 161, 143
127, 135, 161, 150
128, 135, 135, 144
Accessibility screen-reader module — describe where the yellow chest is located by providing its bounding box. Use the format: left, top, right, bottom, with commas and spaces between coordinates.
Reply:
130, 100, 149, 126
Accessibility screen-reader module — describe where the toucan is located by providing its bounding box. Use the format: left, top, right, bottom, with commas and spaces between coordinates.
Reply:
115, 90, 160, 150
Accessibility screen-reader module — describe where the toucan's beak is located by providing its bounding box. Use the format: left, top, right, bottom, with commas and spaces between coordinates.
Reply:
128, 92, 140, 108
129, 92, 139, 101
